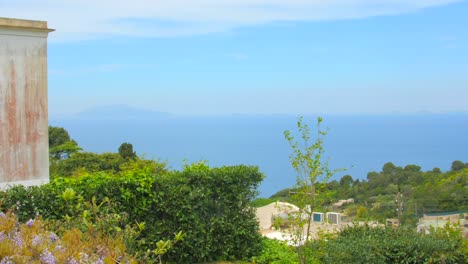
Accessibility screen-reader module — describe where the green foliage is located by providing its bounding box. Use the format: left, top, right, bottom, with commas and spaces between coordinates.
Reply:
48, 127, 165, 180
52, 152, 124, 177
269, 159, 467, 226
356, 206, 369, 219
119, 157, 168, 175
308, 224, 466, 264
251, 239, 299, 264
283, 116, 337, 264
51, 150, 167, 180
152, 231, 185, 264
48, 126, 72, 148
269, 188, 295, 202
251, 198, 276, 208
49, 141, 81, 160
48, 126, 81, 161
0, 164, 264, 263
339, 175, 353, 188
118, 142, 137, 160
451, 160, 468, 171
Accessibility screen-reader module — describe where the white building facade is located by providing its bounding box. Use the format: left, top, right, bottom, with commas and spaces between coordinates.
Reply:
0, 17, 53, 187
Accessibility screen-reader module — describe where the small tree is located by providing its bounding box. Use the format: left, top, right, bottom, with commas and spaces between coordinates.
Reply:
49, 126, 81, 160
451, 160, 465, 171
118, 142, 137, 160
49, 126, 71, 148
284, 116, 335, 264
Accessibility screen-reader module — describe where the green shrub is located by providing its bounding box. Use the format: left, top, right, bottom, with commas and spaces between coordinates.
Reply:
251, 238, 299, 264
308, 224, 466, 264
0, 164, 264, 263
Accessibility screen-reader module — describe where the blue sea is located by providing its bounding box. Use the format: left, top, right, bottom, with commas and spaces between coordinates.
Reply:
50, 114, 468, 197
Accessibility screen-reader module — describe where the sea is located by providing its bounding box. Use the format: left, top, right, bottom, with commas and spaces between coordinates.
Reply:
50, 113, 468, 197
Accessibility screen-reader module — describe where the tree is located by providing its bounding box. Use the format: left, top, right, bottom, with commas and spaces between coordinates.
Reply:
49, 126, 81, 160
49, 126, 71, 148
283, 116, 336, 264
339, 175, 353, 188
50, 141, 81, 160
367, 171, 384, 190
118, 142, 137, 160
403, 164, 423, 185
451, 160, 465, 171
404, 164, 421, 173
382, 162, 401, 176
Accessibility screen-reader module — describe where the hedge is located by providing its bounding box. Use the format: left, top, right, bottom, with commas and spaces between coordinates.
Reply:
0, 164, 264, 263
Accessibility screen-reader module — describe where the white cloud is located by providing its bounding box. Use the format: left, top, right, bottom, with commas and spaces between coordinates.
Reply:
1, 0, 462, 41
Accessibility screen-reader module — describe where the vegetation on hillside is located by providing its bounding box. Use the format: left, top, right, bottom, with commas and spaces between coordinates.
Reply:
266, 160, 467, 226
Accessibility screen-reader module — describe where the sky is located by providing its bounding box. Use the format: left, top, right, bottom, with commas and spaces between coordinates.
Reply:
3, 0, 468, 117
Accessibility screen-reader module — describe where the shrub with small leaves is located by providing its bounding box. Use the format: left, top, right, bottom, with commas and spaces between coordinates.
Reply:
251, 238, 299, 264
307, 223, 466, 264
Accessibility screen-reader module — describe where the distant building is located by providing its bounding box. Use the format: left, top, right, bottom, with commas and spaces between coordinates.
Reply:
255, 202, 300, 230
326, 212, 341, 225
0, 17, 53, 187
312, 212, 324, 223
417, 212, 467, 238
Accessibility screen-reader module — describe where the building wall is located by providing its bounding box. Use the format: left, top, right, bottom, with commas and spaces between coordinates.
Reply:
0, 18, 53, 187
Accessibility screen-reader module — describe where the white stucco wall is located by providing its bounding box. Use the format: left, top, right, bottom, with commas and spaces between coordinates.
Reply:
0, 17, 53, 188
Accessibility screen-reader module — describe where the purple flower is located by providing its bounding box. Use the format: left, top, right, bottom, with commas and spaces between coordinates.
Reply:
54, 245, 65, 253
14, 233, 23, 247
32, 235, 43, 247
0, 212, 6, 218
79, 253, 89, 262
40, 250, 56, 264
67, 259, 79, 264
49, 232, 58, 243
0, 256, 13, 264
26, 219, 35, 227
0, 232, 5, 242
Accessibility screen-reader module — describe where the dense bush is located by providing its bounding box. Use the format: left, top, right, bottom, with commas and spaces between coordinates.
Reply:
251, 238, 299, 264
52, 152, 125, 177
308, 224, 467, 264
0, 163, 264, 263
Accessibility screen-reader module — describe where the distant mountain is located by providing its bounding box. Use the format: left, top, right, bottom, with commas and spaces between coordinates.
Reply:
64, 105, 171, 121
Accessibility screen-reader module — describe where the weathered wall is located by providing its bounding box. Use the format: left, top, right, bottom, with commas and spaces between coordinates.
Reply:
0, 18, 53, 187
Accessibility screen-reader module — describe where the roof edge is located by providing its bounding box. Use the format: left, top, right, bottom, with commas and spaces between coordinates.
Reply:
0, 17, 54, 32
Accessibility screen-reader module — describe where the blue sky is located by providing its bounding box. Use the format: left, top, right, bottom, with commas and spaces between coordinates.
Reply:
3, 0, 468, 117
